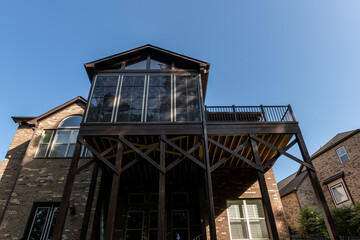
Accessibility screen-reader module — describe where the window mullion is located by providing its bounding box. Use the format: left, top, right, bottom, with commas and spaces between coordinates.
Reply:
46, 130, 56, 157
112, 75, 122, 123
64, 130, 73, 157
143, 75, 149, 122
41, 206, 55, 240
243, 200, 253, 239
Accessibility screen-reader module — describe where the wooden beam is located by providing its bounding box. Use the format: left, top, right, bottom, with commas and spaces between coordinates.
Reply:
197, 177, 207, 240
121, 143, 160, 173
210, 140, 249, 172
158, 136, 166, 240
250, 135, 315, 170
262, 139, 297, 170
79, 139, 119, 175
161, 136, 206, 170
104, 141, 123, 240
119, 136, 165, 173
52, 139, 82, 240
80, 163, 99, 240
250, 137, 279, 240
207, 138, 261, 171
166, 141, 202, 172
295, 132, 339, 240
76, 158, 96, 174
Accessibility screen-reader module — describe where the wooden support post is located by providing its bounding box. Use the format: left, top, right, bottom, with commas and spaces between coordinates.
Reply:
104, 141, 123, 240
295, 132, 340, 240
158, 136, 166, 240
250, 136, 279, 240
199, 74, 217, 240
52, 140, 82, 239
80, 162, 99, 240
197, 176, 207, 240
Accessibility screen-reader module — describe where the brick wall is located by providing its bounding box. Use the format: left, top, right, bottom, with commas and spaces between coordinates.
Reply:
312, 132, 360, 207
281, 192, 301, 233
0, 102, 96, 239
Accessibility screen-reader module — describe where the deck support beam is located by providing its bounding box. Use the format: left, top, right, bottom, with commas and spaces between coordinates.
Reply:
80, 162, 99, 240
250, 135, 279, 240
158, 136, 166, 240
295, 132, 339, 240
52, 138, 83, 240
104, 141, 123, 240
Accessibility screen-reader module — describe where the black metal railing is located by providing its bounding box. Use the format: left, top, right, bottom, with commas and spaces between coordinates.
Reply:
205, 105, 296, 123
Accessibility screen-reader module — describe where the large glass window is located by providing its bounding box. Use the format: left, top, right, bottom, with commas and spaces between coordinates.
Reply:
117, 75, 146, 122
175, 75, 200, 122
26, 203, 59, 240
86, 74, 201, 123
227, 199, 268, 239
329, 183, 349, 204
35, 116, 91, 158
146, 75, 172, 122
87, 76, 119, 122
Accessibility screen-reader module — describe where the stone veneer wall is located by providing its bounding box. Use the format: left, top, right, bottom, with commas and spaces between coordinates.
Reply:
312, 132, 360, 207
207, 167, 290, 240
0, 102, 97, 239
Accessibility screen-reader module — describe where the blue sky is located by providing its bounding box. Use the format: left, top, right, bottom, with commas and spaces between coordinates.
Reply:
0, 1, 359, 181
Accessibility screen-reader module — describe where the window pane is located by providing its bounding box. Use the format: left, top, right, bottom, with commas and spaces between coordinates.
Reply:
332, 184, 349, 203
175, 75, 200, 122
59, 116, 82, 127
249, 219, 269, 238
36, 144, 49, 157
66, 144, 75, 157
28, 207, 50, 240
126, 230, 142, 240
49, 144, 67, 157
340, 154, 349, 163
336, 147, 346, 157
246, 199, 265, 218
149, 212, 158, 228
146, 76, 171, 122
173, 211, 188, 228
53, 131, 71, 144
70, 131, 79, 143
47, 207, 59, 239
230, 220, 249, 239
125, 59, 147, 70
87, 75, 119, 122
116, 76, 145, 122
40, 130, 54, 144
149, 230, 157, 240
126, 212, 143, 229
150, 59, 171, 70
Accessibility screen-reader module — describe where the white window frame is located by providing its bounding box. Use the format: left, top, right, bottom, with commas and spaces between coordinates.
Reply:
329, 182, 349, 204
336, 146, 350, 163
227, 199, 269, 240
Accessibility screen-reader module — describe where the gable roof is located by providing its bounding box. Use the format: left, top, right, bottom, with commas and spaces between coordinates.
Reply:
277, 170, 308, 197
84, 45, 211, 98
311, 129, 360, 159
12, 96, 87, 127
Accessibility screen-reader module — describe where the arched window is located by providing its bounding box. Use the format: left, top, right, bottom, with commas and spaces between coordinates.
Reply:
36, 116, 91, 158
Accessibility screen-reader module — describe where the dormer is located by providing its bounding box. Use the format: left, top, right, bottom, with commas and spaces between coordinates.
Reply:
83, 45, 210, 123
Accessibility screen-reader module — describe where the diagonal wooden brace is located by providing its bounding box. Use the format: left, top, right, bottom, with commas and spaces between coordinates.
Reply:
207, 138, 261, 171
160, 136, 206, 170
166, 141, 202, 172
78, 139, 119, 175
119, 136, 165, 173
262, 139, 297, 170
210, 140, 249, 172
250, 134, 315, 171
121, 142, 160, 173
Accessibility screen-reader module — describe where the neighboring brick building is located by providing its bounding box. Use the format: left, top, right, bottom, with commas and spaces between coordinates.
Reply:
278, 129, 360, 233
0, 45, 337, 240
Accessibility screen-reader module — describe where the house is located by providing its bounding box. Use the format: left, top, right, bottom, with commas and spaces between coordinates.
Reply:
278, 129, 360, 233
0, 45, 338, 240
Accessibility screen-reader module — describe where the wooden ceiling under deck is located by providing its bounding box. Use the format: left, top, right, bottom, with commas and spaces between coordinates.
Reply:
83, 133, 292, 182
